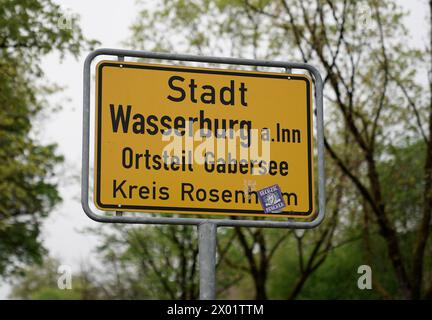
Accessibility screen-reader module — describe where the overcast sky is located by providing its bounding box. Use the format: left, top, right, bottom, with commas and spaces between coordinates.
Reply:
0, 0, 429, 299
38, 0, 137, 268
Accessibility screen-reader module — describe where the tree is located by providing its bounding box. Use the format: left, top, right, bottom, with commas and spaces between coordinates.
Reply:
0, 0, 96, 277
127, 0, 432, 299
85, 223, 248, 300
91, 224, 200, 299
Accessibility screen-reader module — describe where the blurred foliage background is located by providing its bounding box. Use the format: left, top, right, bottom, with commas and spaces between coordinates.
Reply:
1, 0, 431, 299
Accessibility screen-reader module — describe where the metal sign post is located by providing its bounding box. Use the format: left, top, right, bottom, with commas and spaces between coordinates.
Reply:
82, 48, 325, 300
199, 222, 217, 299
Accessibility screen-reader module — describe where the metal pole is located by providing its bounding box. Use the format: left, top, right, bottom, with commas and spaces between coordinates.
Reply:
198, 222, 217, 300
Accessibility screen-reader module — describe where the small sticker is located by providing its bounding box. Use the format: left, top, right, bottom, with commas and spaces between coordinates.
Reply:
257, 184, 286, 213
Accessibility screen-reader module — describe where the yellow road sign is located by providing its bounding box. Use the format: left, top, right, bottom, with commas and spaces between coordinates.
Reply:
95, 61, 314, 218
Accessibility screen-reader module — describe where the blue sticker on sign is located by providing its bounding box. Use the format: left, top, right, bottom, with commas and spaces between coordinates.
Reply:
257, 184, 286, 213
